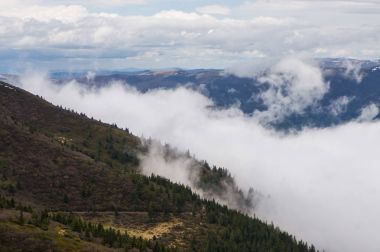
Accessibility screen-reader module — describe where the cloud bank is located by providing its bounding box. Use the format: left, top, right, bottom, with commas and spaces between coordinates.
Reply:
16, 59, 380, 252
1, 0, 380, 71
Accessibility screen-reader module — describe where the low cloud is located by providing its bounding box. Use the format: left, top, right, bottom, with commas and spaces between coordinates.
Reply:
328, 96, 353, 116
16, 61, 380, 252
254, 58, 329, 124
139, 140, 256, 212
357, 103, 379, 122
139, 140, 199, 187
342, 59, 365, 83
85, 71, 96, 82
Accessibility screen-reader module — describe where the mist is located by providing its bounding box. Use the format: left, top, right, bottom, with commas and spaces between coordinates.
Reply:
16, 60, 380, 252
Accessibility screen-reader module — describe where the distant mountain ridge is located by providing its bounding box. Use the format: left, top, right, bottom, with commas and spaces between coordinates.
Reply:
41, 58, 380, 130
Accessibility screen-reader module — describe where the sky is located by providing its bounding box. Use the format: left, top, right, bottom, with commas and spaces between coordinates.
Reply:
1, 0, 380, 72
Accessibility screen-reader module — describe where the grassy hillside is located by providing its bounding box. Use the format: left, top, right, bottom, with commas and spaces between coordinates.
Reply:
0, 81, 316, 251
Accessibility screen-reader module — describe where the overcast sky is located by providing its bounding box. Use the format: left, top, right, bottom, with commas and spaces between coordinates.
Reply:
1, 0, 380, 72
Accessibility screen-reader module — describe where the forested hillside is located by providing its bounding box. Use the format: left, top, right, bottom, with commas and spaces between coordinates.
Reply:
0, 81, 316, 251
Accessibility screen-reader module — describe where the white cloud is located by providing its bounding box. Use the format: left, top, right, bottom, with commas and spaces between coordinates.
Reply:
80, 0, 146, 6
17, 62, 380, 251
254, 58, 329, 123
1, 0, 380, 70
138, 140, 254, 211
251, 16, 292, 26
139, 140, 199, 187
196, 5, 230, 15
328, 96, 353, 116
0, 0, 146, 8
342, 59, 365, 83
0, 4, 89, 23
357, 103, 379, 122
225, 57, 279, 78
242, 50, 266, 58
85, 71, 96, 82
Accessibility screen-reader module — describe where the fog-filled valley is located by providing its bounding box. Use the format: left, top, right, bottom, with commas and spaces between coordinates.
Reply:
6, 57, 380, 252
2, 0, 380, 251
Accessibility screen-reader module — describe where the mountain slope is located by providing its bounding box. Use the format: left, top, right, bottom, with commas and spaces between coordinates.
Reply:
0, 81, 316, 251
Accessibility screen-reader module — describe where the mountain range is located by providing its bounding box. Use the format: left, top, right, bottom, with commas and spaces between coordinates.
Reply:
46, 58, 380, 130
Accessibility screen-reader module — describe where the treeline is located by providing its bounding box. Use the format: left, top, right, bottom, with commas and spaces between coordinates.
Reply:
0, 195, 173, 252
114, 174, 317, 252
0, 194, 33, 213
200, 200, 317, 252
140, 139, 256, 213
51, 212, 174, 252
197, 161, 256, 212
